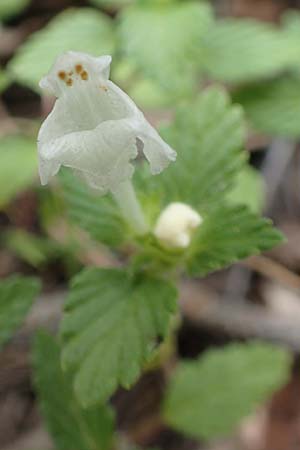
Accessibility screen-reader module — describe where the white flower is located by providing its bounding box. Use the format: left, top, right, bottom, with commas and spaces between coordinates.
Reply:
154, 202, 202, 248
38, 51, 176, 194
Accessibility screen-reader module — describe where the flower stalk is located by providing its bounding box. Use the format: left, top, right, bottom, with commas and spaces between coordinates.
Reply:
112, 179, 148, 235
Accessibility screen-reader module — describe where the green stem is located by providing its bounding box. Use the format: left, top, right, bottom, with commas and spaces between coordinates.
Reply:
112, 179, 148, 235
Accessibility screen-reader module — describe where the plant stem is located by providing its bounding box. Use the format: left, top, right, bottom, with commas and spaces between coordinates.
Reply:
112, 179, 148, 235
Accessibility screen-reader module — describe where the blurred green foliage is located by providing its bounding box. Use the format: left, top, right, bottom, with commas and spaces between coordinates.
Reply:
226, 166, 265, 213
4, 229, 60, 267
164, 342, 291, 440
234, 76, 300, 138
0, 275, 41, 348
34, 331, 116, 450
1, 0, 300, 137
0, 135, 37, 208
118, 1, 212, 100
0, 0, 30, 21
201, 18, 299, 83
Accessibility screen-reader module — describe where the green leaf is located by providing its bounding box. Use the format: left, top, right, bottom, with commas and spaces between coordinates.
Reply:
202, 18, 298, 83
0, 275, 41, 348
0, 135, 37, 209
226, 165, 265, 213
118, 1, 212, 98
0, 68, 9, 93
33, 331, 115, 450
61, 267, 177, 407
164, 342, 291, 440
4, 229, 60, 267
280, 11, 300, 71
59, 169, 126, 247
234, 76, 300, 138
8, 8, 115, 92
129, 76, 171, 109
187, 204, 283, 276
157, 87, 246, 212
0, 0, 30, 20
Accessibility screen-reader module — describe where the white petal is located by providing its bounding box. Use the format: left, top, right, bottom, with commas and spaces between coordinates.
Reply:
39, 157, 60, 185
38, 51, 176, 192
39, 117, 138, 193
137, 123, 177, 174
39, 52, 113, 98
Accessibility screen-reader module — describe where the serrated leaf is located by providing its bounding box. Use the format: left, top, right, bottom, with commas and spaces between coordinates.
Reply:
0, 275, 41, 348
234, 76, 300, 138
33, 331, 115, 450
202, 19, 298, 83
187, 204, 283, 276
119, 2, 212, 98
8, 8, 115, 92
156, 87, 246, 212
59, 169, 126, 247
0, 0, 30, 20
164, 342, 291, 440
226, 165, 265, 213
61, 267, 177, 407
0, 135, 37, 209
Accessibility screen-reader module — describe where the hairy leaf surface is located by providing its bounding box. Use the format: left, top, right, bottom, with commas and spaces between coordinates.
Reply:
34, 332, 115, 450
61, 268, 177, 407
187, 204, 283, 276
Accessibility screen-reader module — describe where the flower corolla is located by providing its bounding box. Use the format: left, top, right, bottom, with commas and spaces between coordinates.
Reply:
38, 51, 176, 194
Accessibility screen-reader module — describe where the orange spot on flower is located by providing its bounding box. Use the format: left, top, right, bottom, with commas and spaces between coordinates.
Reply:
81, 70, 89, 81
58, 71, 66, 80
66, 78, 73, 86
75, 64, 83, 74
100, 85, 108, 92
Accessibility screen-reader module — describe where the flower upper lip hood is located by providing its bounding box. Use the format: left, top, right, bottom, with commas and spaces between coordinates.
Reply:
37, 51, 176, 194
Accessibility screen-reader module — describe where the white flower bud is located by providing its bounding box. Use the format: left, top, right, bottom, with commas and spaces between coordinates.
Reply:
37, 51, 176, 194
154, 202, 202, 248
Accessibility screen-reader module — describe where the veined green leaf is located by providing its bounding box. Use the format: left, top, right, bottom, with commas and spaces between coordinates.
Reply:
118, 1, 212, 98
133, 87, 281, 275
187, 204, 283, 276
33, 331, 115, 450
8, 8, 115, 92
234, 76, 300, 138
0, 135, 37, 209
164, 342, 291, 440
202, 18, 298, 83
0, 275, 41, 348
157, 87, 246, 212
61, 267, 177, 407
59, 169, 127, 247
